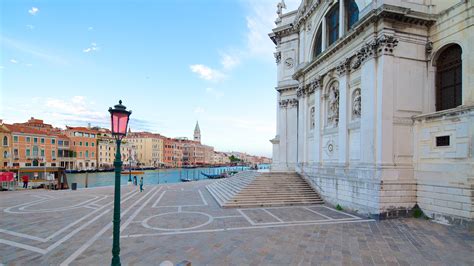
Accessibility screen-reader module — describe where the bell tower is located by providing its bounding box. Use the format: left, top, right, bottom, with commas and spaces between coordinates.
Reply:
193, 121, 201, 143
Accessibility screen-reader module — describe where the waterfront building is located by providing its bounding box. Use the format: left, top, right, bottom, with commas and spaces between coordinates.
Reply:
65, 126, 98, 170
163, 138, 183, 168
4, 124, 59, 167
212, 151, 231, 165
0, 121, 12, 168
97, 128, 133, 169
126, 132, 163, 167
182, 139, 204, 166
202, 144, 214, 165
53, 133, 74, 170
270, 0, 473, 225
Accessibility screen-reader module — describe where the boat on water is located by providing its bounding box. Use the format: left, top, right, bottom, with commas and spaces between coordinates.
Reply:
180, 177, 193, 182
200, 172, 225, 179
121, 171, 145, 175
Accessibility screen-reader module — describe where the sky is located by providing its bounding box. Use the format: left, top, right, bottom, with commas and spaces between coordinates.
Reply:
0, 0, 300, 157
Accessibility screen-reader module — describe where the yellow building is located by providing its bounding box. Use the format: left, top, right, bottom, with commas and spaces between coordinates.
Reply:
126, 132, 163, 168
97, 128, 132, 169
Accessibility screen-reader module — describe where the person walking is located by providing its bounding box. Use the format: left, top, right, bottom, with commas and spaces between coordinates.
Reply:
133, 175, 137, 186
22, 175, 29, 189
139, 177, 144, 192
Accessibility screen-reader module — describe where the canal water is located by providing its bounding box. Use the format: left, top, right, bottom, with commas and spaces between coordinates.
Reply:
66, 165, 270, 189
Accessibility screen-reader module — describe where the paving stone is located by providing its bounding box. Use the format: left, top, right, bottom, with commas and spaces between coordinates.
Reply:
0, 181, 473, 265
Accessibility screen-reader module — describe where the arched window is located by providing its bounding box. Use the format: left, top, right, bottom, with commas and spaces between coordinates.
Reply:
313, 26, 322, 58
436, 44, 462, 111
2, 136, 7, 146
3, 151, 7, 159
346, 0, 359, 30
326, 4, 339, 46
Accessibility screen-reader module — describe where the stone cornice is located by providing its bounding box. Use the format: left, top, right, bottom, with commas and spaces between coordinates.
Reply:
296, 75, 323, 98
276, 85, 298, 93
292, 4, 436, 80
412, 105, 474, 121
269, 24, 297, 45
293, 0, 326, 30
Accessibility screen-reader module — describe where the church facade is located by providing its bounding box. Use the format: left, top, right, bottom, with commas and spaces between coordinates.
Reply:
269, 0, 473, 226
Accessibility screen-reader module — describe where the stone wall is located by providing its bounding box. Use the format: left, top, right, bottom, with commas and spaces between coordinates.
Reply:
298, 164, 417, 219
413, 106, 474, 227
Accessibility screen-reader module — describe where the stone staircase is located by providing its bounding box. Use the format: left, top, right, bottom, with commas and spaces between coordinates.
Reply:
206, 171, 323, 208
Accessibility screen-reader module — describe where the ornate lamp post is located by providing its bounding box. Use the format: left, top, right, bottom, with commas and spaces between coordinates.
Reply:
109, 100, 131, 266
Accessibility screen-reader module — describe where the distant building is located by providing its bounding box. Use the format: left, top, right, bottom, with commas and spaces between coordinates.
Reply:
65, 126, 98, 170
163, 138, 183, 168
4, 123, 59, 168
126, 132, 163, 167
193, 121, 201, 143
0, 121, 12, 168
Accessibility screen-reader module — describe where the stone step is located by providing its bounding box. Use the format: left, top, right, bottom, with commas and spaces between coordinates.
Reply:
206, 171, 323, 208
223, 201, 324, 208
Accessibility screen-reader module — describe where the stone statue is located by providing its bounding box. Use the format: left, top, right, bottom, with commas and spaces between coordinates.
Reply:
352, 89, 361, 119
275, 0, 287, 24
327, 82, 339, 126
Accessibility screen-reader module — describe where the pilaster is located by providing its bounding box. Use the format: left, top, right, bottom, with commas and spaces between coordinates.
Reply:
337, 59, 350, 164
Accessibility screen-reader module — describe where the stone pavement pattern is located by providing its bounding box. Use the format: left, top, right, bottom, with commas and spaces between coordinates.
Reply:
0, 180, 472, 265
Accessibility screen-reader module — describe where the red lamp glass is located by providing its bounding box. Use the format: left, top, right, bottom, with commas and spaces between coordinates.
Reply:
109, 100, 132, 139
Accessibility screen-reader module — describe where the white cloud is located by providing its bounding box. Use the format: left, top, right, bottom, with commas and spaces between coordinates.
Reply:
189, 64, 225, 82
205, 87, 224, 99
25, 63, 33, 67
220, 51, 241, 70
9, 59, 18, 64
88, 26, 94, 31
242, 0, 300, 60
28, 7, 39, 15
1, 36, 70, 66
83, 42, 99, 53
26, 25, 35, 30
44, 96, 107, 125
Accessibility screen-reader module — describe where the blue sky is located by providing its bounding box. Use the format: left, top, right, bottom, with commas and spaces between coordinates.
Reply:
0, 0, 300, 157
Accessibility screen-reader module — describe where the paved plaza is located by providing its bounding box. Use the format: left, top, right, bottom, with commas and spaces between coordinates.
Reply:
0, 180, 472, 265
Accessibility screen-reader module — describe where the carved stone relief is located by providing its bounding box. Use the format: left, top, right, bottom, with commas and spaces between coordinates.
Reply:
296, 75, 323, 98
326, 81, 340, 127
274, 51, 281, 64
279, 98, 299, 108
352, 88, 361, 119
310, 106, 315, 130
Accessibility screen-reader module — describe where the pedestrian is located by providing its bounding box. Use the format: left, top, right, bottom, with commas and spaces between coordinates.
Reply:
22, 175, 29, 189
139, 177, 144, 192
133, 175, 137, 186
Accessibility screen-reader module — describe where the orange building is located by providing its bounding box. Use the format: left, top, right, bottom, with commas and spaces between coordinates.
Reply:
65, 126, 98, 170
163, 138, 183, 168
4, 124, 59, 168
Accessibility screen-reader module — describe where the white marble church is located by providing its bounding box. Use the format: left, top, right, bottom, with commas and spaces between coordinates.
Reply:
269, 0, 473, 227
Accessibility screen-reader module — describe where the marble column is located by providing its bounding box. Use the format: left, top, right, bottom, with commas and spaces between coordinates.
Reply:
314, 89, 322, 163
338, 69, 349, 165
321, 18, 327, 51
339, 0, 345, 38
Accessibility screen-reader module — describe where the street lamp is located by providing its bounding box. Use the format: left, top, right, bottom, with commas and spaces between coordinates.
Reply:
109, 100, 131, 266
